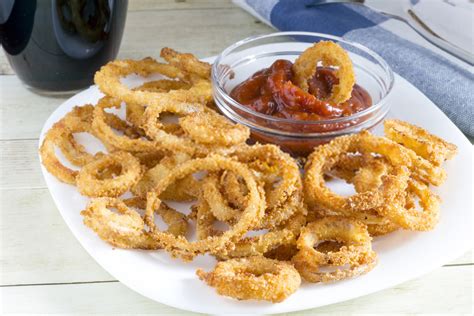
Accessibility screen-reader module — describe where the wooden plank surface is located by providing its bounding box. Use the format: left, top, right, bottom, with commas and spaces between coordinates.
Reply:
0, 140, 45, 190
0, 77, 66, 140
2, 265, 472, 314
0, 188, 114, 286
0, 0, 472, 314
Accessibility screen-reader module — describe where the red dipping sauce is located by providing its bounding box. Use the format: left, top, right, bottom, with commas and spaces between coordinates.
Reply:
230, 60, 372, 122
228, 60, 373, 156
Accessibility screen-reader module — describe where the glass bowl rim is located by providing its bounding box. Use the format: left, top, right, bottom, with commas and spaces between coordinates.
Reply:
212, 31, 395, 126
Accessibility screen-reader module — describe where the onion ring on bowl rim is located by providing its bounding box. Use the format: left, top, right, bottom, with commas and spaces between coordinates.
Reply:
76, 151, 142, 197
144, 155, 265, 261
196, 256, 301, 303
292, 41, 355, 104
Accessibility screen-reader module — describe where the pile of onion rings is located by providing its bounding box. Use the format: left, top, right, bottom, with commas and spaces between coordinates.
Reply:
39, 45, 457, 303
304, 120, 456, 234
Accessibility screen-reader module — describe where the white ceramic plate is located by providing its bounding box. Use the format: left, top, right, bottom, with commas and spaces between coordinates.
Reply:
39, 57, 473, 314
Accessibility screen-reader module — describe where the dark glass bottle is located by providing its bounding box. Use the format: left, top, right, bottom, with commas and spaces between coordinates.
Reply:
0, 0, 128, 94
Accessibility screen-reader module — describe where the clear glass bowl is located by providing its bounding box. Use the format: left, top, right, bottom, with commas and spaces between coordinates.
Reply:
212, 32, 394, 156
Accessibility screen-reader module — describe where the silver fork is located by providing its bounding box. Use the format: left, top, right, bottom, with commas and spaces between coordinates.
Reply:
306, 0, 474, 64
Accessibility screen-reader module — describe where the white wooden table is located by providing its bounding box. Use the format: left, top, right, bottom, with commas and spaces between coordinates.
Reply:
1, 1, 472, 314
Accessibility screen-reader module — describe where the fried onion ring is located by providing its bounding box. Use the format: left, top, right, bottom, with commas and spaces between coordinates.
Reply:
133, 79, 191, 93
160, 47, 211, 80
132, 152, 198, 201
220, 170, 249, 209
293, 41, 355, 104
320, 153, 401, 236
39, 105, 108, 184
142, 103, 241, 156
55, 105, 102, 166
81, 197, 188, 249
196, 256, 301, 302
141, 100, 206, 154
292, 217, 377, 283
304, 132, 410, 216
76, 151, 142, 197
200, 173, 241, 222
217, 230, 295, 260
40, 124, 80, 184
94, 57, 212, 107
232, 144, 302, 228
328, 152, 440, 234
92, 96, 162, 153
193, 201, 296, 261
123, 197, 188, 237
384, 119, 457, 166
81, 197, 160, 249
197, 145, 302, 229
352, 134, 443, 189
196, 189, 307, 260
358, 131, 447, 186
144, 155, 265, 261
380, 179, 441, 231
180, 111, 250, 147
223, 194, 307, 259
328, 153, 393, 194
126, 79, 192, 127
